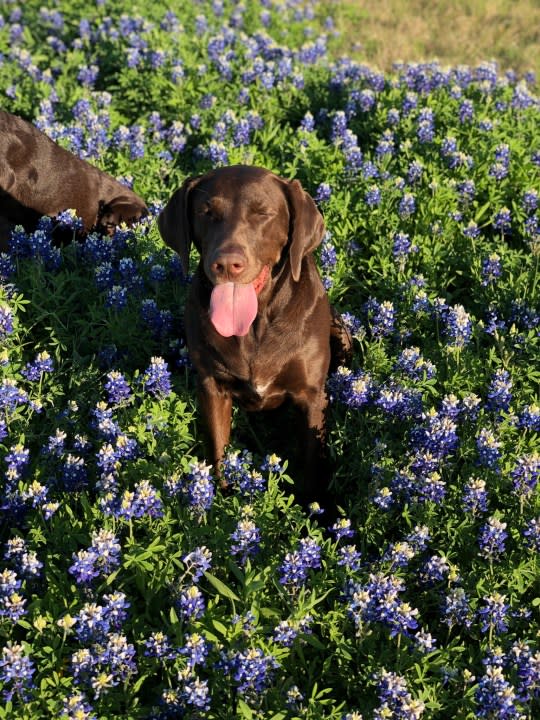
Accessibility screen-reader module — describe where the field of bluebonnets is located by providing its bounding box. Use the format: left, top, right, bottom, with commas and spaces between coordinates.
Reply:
0, 0, 539, 718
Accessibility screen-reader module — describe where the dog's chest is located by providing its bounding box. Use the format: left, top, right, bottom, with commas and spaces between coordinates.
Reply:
214, 335, 294, 410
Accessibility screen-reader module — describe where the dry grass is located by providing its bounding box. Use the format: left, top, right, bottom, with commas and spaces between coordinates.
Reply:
331, 0, 540, 78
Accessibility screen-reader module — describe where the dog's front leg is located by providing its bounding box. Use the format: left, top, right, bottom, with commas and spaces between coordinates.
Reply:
198, 376, 232, 487
295, 389, 330, 503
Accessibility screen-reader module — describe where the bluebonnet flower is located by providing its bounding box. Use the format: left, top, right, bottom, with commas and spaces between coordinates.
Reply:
463, 477, 488, 514
374, 127, 394, 157
365, 298, 395, 338
182, 546, 212, 583
330, 518, 355, 541
398, 192, 416, 218
486, 368, 512, 412
143, 632, 177, 661
0, 379, 28, 412
373, 669, 425, 719
481, 253, 502, 285
337, 544, 362, 571
177, 585, 205, 622
61, 454, 88, 491
420, 555, 450, 584
365, 185, 382, 207
0, 304, 13, 339
416, 106, 435, 142
73, 595, 126, 644
328, 367, 373, 409
518, 404, 540, 431
272, 618, 305, 647
493, 207, 512, 233
0, 642, 35, 702
164, 670, 211, 713
523, 517, 540, 551
489, 162, 509, 181
372, 485, 394, 510
521, 189, 539, 213
104, 371, 131, 405
4, 538, 42, 579
478, 517, 507, 561
279, 537, 322, 591
69, 529, 121, 585
141, 356, 172, 398
55, 208, 84, 232
0, 568, 26, 621
510, 454, 539, 500
21, 351, 54, 381
101, 479, 163, 520
4, 443, 30, 481
231, 514, 261, 566
183, 461, 215, 517
285, 685, 304, 711
395, 347, 436, 379
260, 453, 283, 474
314, 182, 332, 203
508, 641, 540, 703
347, 572, 419, 639
180, 633, 209, 669
478, 592, 509, 635
392, 232, 418, 269
442, 303, 473, 347
375, 383, 423, 420
148, 263, 167, 283
300, 111, 315, 133
94, 263, 115, 292
105, 285, 128, 310
226, 648, 279, 698
476, 427, 502, 470
387, 107, 400, 126
474, 664, 520, 719
457, 179, 476, 204
407, 159, 424, 184
320, 237, 337, 273
383, 541, 416, 568
441, 587, 473, 629
330, 111, 348, 142
459, 98, 474, 123
221, 450, 265, 495
61, 692, 97, 720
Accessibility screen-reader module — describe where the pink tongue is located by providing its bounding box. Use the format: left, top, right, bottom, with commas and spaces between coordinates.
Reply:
209, 282, 258, 337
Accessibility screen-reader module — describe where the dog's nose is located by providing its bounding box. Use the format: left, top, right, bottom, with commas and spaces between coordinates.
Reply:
211, 253, 246, 280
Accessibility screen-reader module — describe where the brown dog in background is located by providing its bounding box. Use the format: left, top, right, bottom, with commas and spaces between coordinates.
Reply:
0, 109, 147, 249
158, 165, 351, 507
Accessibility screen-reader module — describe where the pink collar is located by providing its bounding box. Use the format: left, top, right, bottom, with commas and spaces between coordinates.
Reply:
252, 265, 270, 296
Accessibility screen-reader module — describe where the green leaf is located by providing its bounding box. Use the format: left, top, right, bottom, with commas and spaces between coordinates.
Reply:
204, 572, 241, 602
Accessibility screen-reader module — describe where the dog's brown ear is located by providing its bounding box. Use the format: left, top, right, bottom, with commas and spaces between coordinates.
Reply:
287, 179, 325, 282
158, 176, 199, 275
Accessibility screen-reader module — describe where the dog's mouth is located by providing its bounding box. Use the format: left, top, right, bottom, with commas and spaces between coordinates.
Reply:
209, 265, 270, 337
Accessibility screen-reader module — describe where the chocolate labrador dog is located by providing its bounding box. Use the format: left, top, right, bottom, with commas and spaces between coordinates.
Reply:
0, 109, 147, 249
158, 165, 350, 506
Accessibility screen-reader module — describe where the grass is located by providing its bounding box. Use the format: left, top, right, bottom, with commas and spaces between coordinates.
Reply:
334, 0, 540, 79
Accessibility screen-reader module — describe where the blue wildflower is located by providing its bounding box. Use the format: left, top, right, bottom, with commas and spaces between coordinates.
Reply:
104, 371, 132, 405
0, 642, 35, 702
478, 517, 507, 561
21, 351, 54, 381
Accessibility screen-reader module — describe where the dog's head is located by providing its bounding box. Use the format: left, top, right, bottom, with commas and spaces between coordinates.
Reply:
97, 194, 148, 235
158, 165, 325, 337
157, 165, 325, 284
